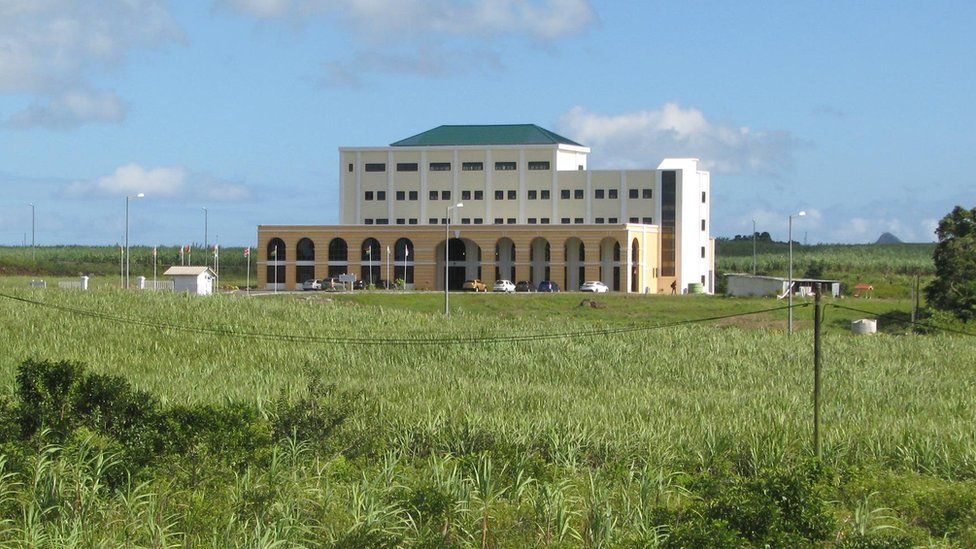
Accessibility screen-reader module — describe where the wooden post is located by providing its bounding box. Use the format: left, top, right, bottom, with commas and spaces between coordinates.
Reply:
813, 287, 822, 460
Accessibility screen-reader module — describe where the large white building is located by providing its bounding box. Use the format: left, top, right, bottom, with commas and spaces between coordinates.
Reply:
259, 124, 714, 293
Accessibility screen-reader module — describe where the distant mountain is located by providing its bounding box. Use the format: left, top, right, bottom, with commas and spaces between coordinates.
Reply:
875, 232, 903, 244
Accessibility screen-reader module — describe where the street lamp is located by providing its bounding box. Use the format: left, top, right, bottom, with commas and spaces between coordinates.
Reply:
125, 193, 145, 288
752, 218, 757, 275
29, 203, 35, 261
444, 202, 463, 315
203, 207, 208, 250
788, 210, 806, 334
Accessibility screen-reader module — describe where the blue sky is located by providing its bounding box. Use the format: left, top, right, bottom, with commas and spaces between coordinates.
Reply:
1, 0, 973, 246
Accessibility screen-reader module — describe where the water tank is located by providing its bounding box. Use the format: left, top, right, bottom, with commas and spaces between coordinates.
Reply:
851, 319, 877, 335
688, 282, 704, 294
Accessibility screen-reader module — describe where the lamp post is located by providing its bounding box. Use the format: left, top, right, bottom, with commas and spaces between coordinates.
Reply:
203, 207, 208, 250
29, 203, 35, 261
788, 210, 806, 334
444, 202, 463, 315
752, 218, 757, 275
124, 193, 145, 288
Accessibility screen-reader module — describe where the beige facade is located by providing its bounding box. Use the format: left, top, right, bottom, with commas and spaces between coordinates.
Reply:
257, 224, 668, 293
260, 124, 714, 293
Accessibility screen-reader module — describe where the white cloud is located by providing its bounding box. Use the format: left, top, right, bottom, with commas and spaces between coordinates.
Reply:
219, 0, 595, 40
558, 103, 802, 175
5, 88, 128, 129
66, 164, 251, 202
0, 0, 181, 93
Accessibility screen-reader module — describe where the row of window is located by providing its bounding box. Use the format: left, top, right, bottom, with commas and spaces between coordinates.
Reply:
355, 161, 553, 173
361, 217, 657, 226
365, 188, 655, 202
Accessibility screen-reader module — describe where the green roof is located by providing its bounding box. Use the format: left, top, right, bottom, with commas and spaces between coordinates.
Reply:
390, 124, 584, 147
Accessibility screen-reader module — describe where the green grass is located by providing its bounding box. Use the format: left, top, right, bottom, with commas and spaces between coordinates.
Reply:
0, 279, 974, 545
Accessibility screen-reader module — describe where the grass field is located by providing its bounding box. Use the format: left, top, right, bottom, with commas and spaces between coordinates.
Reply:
0, 280, 974, 546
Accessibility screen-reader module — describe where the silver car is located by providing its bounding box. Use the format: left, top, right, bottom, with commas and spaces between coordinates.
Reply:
302, 279, 322, 291
580, 280, 609, 293
492, 279, 516, 292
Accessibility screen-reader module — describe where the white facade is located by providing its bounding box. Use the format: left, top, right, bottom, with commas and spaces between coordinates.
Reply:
164, 266, 216, 296
726, 274, 840, 298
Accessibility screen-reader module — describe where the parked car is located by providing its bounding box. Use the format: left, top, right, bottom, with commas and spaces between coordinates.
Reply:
492, 279, 516, 292
580, 280, 609, 293
537, 280, 560, 292
301, 279, 322, 291
352, 279, 367, 290
462, 279, 488, 292
515, 280, 534, 292
319, 277, 342, 291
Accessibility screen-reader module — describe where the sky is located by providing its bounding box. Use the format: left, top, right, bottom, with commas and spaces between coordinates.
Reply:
1, 0, 974, 246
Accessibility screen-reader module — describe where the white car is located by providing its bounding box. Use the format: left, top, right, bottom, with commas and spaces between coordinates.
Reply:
580, 280, 609, 293
301, 279, 322, 291
492, 279, 516, 292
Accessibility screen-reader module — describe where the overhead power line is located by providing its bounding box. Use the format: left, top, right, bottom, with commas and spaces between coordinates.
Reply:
0, 291, 805, 346
829, 303, 976, 337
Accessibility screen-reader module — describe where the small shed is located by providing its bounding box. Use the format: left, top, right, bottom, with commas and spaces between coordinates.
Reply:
163, 266, 216, 296
725, 274, 841, 298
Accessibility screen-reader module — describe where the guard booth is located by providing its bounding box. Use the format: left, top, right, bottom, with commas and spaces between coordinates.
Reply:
163, 266, 216, 296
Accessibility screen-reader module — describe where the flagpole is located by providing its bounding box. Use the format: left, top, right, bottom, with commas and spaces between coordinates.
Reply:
246, 247, 250, 296
120, 245, 124, 289
386, 246, 390, 290
153, 246, 157, 290
273, 245, 278, 294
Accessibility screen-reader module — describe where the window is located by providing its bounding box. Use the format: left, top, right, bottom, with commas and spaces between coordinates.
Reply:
409, 190, 418, 200
409, 218, 418, 225
377, 191, 386, 200
629, 189, 639, 199
441, 190, 451, 200
630, 217, 639, 223
561, 189, 570, 199
574, 189, 584, 199
702, 275, 706, 285
396, 162, 418, 172
442, 218, 448, 224
376, 218, 389, 225
643, 217, 653, 224
462, 190, 471, 200
494, 190, 504, 200
541, 190, 550, 200
462, 162, 483, 171
430, 162, 451, 171
609, 189, 618, 199
474, 218, 483, 224
574, 217, 584, 224
643, 188, 652, 199
462, 218, 471, 225
702, 191, 707, 203
701, 219, 706, 231
396, 218, 405, 225
595, 217, 604, 224
474, 190, 484, 200
365, 163, 385, 172
429, 218, 438, 224
348, 163, 353, 172
364, 191, 374, 201
578, 165, 584, 170
396, 191, 405, 201
701, 246, 706, 258
507, 218, 516, 224
528, 218, 537, 224
429, 190, 439, 200
528, 190, 537, 200
494, 218, 504, 224
365, 218, 374, 225
541, 218, 550, 224
528, 161, 550, 170
507, 190, 517, 200
595, 189, 605, 199
561, 217, 571, 224
608, 217, 618, 224
495, 161, 516, 171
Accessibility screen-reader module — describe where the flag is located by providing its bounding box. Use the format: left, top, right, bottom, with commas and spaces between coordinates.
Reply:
405, 247, 409, 258
243, 246, 250, 258
179, 246, 185, 263
271, 246, 277, 259
213, 244, 219, 258
120, 246, 124, 255
152, 246, 157, 257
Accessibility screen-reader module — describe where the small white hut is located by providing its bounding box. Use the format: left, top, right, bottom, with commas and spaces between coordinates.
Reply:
163, 266, 216, 296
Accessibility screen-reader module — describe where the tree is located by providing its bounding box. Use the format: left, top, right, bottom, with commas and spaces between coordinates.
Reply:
925, 206, 976, 320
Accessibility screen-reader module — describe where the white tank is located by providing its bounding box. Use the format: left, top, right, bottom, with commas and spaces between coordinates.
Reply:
851, 319, 877, 335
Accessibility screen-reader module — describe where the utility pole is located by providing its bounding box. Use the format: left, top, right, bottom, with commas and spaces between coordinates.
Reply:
813, 287, 823, 459
29, 203, 35, 261
203, 207, 208, 250
752, 218, 757, 275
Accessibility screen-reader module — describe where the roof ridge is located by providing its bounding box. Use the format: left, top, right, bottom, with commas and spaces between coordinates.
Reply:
390, 124, 584, 147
